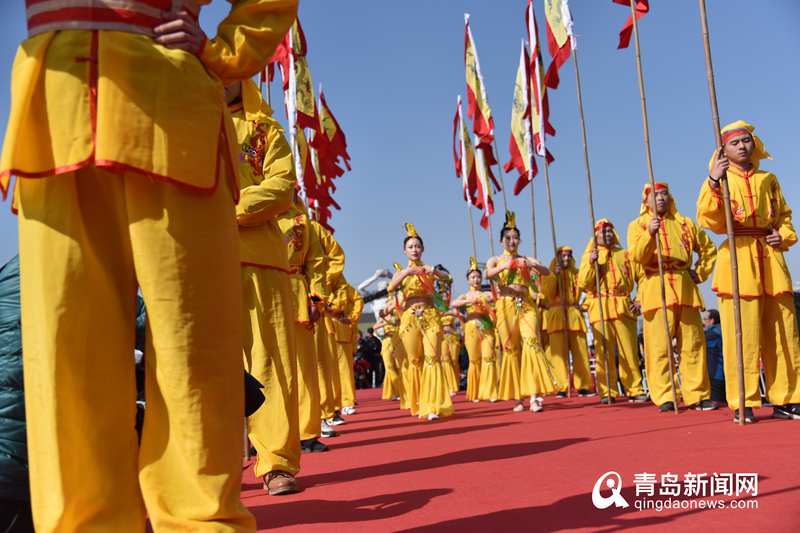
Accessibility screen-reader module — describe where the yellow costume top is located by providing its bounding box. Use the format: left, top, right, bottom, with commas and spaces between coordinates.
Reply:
628, 183, 717, 313
696, 121, 796, 297
1, 0, 297, 196
541, 247, 585, 333
441, 314, 457, 329
330, 282, 363, 343
277, 197, 327, 325
231, 79, 294, 270
577, 223, 636, 324
464, 293, 493, 317
399, 260, 436, 302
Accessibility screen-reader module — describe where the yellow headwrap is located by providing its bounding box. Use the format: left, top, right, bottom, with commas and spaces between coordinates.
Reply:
639, 181, 675, 216
549, 245, 576, 271
584, 219, 621, 256
709, 120, 771, 171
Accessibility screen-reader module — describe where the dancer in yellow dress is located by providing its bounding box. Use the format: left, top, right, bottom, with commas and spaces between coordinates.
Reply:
388, 224, 454, 420
541, 246, 595, 397
228, 79, 300, 495
2, 1, 296, 529
436, 271, 460, 395
578, 219, 648, 404
452, 257, 497, 402
697, 120, 800, 423
376, 303, 404, 401
486, 212, 552, 412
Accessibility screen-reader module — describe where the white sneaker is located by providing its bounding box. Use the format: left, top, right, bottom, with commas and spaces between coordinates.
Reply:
427, 413, 439, 421
328, 415, 345, 426
530, 397, 544, 413
472, 399, 480, 403
320, 420, 338, 438
512, 403, 524, 412
342, 406, 357, 416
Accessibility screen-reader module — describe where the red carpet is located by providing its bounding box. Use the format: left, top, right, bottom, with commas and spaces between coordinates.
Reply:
244, 389, 800, 531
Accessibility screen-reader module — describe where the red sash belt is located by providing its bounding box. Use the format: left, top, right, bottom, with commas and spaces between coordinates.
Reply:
26, 0, 181, 37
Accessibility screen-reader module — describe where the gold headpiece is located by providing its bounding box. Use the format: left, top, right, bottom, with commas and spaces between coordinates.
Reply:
504, 210, 516, 230
468, 256, 479, 272
404, 223, 418, 238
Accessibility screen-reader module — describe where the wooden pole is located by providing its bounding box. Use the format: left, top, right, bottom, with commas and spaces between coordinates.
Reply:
570, 47, 614, 404
491, 139, 510, 214
628, 0, 679, 413
467, 201, 479, 260
697, 0, 746, 425
487, 215, 496, 257
527, 162, 539, 257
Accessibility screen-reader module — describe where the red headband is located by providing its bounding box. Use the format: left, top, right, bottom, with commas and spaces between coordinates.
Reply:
721, 128, 750, 145
644, 183, 668, 195
594, 220, 613, 231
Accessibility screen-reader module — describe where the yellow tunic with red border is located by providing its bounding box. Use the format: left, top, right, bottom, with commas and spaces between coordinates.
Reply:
277, 198, 328, 326
1, 0, 298, 198
697, 165, 796, 297
628, 202, 717, 314
231, 79, 294, 271
577, 242, 635, 325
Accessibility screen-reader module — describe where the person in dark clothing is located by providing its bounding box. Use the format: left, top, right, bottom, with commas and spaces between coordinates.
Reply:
0, 256, 34, 532
360, 327, 383, 386
703, 309, 726, 405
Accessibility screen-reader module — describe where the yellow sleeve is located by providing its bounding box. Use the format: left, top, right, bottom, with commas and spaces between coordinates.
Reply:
313, 222, 346, 289
540, 272, 556, 300
236, 116, 295, 226
349, 289, 365, 323
692, 223, 717, 283
577, 253, 595, 293
696, 180, 727, 235
304, 219, 328, 300
627, 217, 656, 266
200, 0, 298, 84
771, 175, 798, 251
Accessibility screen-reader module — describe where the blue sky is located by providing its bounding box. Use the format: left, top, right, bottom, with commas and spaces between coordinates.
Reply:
0, 1, 798, 305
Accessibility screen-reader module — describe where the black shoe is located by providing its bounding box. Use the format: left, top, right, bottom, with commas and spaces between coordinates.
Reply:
694, 399, 718, 411
556, 392, 567, 398
331, 415, 346, 425
733, 407, 755, 424
300, 438, 329, 453
600, 396, 615, 405
772, 405, 800, 420
578, 389, 597, 397
630, 394, 649, 403
659, 402, 675, 413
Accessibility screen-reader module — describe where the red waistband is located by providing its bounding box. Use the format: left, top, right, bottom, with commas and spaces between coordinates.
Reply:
26, 0, 181, 37
732, 226, 771, 238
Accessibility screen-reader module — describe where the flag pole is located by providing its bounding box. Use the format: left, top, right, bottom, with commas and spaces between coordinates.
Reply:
527, 166, 538, 257
697, 0, 745, 426
628, 0, 679, 413
570, 46, 613, 405
487, 215, 496, 257
492, 139, 510, 213
467, 201, 479, 260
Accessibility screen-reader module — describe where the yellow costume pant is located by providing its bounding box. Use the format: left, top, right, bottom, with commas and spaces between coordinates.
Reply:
591, 317, 644, 398
449, 335, 462, 383
496, 297, 523, 401
337, 340, 357, 408
643, 306, 710, 407
440, 336, 458, 393
324, 317, 343, 410
399, 306, 453, 417
295, 323, 321, 440
18, 168, 254, 532
546, 330, 594, 393
241, 267, 300, 478
381, 334, 404, 400
519, 309, 556, 398
315, 318, 339, 420
720, 295, 800, 410
463, 320, 486, 401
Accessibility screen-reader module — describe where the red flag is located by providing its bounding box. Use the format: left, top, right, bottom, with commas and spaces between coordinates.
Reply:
453, 96, 480, 206
464, 14, 495, 147
613, 0, 649, 50
312, 88, 351, 182
504, 42, 538, 196
542, 0, 574, 90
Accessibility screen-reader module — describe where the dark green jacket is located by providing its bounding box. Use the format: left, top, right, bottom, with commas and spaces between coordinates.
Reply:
0, 256, 27, 502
